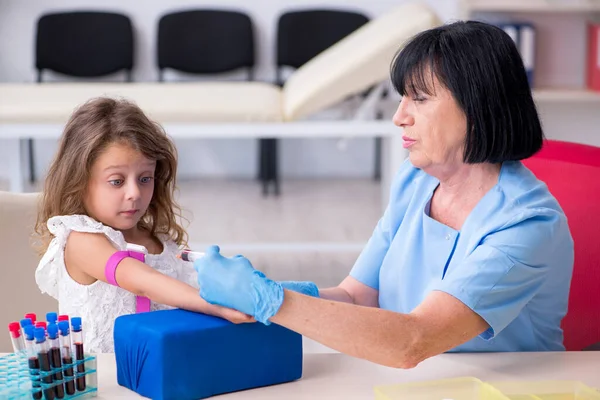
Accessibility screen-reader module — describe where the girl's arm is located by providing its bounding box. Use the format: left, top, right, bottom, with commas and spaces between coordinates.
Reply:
64, 231, 252, 322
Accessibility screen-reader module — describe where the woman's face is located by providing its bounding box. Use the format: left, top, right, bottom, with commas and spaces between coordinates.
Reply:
393, 75, 467, 172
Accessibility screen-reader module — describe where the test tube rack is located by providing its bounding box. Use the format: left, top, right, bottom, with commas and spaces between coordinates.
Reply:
0, 352, 97, 399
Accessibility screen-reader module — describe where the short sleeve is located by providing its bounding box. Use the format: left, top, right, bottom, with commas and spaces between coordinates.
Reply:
35, 215, 127, 298
349, 160, 419, 290
349, 207, 392, 290
46, 215, 127, 249
432, 208, 572, 340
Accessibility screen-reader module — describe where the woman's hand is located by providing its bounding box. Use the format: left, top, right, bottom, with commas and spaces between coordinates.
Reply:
194, 245, 284, 324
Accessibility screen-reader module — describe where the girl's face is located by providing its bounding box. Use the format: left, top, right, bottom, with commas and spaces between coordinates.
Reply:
84, 142, 156, 232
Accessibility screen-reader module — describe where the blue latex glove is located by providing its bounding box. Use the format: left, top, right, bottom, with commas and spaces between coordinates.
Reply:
194, 245, 284, 325
278, 281, 319, 298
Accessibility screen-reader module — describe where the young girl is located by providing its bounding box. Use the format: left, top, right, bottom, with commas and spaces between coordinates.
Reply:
34, 97, 252, 353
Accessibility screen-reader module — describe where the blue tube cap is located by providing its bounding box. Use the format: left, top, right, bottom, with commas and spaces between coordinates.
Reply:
58, 321, 70, 336
34, 327, 46, 342
24, 325, 35, 341
46, 312, 58, 324
71, 317, 82, 332
20, 318, 32, 328
47, 323, 59, 340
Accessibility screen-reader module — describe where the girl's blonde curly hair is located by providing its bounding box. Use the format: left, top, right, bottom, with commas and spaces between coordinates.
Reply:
34, 97, 188, 255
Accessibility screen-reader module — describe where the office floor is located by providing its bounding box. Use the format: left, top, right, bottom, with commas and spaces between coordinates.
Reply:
1, 177, 382, 288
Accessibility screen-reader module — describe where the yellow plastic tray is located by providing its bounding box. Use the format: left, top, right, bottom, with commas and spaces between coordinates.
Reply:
374, 377, 511, 400
488, 381, 600, 400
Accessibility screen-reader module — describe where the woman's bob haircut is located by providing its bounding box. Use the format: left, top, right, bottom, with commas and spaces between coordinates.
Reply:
391, 20, 543, 163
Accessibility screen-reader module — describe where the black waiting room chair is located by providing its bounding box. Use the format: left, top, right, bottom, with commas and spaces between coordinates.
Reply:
30, 11, 135, 183
259, 9, 370, 196
157, 9, 255, 82
156, 9, 257, 192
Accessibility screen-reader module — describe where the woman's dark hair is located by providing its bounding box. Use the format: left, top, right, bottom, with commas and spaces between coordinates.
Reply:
391, 20, 543, 163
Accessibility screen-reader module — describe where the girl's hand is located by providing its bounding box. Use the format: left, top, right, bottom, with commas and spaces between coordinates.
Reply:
206, 303, 256, 324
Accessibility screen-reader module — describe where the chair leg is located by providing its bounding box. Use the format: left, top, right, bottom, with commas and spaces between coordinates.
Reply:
270, 139, 280, 196
259, 139, 270, 195
374, 137, 382, 181
258, 139, 265, 181
258, 139, 280, 196
28, 139, 36, 183
373, 110, 384, 182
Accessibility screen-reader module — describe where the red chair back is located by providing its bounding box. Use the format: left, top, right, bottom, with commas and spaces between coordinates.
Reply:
522, 140, 600, 350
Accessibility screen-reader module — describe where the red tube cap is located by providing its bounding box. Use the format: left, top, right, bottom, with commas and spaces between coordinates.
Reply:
25, 313, 37, 324
8, 322, 21, 338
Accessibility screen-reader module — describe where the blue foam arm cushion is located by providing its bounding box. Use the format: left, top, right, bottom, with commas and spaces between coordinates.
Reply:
114, 309, 303, 400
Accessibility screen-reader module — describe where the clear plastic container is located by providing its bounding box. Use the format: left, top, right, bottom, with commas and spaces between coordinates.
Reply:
0, 352, 97, 399
374, 377, 511, 400
488, 381, 600, 400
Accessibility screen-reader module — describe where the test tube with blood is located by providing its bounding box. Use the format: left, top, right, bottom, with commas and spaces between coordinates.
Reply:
24, 325, 42, 400
70, 318, 86, 391
47, 324, 65, 399
34, 327, 55, 400
57, 321, 75, 396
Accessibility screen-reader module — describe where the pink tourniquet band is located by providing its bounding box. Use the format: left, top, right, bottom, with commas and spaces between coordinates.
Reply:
105, 250, 151, 313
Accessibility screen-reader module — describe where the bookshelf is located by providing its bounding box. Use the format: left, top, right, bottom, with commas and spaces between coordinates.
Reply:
533, 88, 600, 102
461, 0, 600, 103
462, 0, 600, 14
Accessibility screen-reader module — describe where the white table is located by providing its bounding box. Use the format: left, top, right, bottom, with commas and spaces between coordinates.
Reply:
93, 350, 600, 399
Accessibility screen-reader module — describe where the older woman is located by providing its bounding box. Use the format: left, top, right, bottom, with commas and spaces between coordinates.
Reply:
194, 20, 574, 368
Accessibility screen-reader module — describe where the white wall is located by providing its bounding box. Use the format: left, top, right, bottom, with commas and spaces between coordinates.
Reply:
0, 0, 598, 182
0, 0, 456, 181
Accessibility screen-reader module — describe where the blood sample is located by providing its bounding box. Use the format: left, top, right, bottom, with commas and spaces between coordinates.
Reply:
70, 318, 86, 391
34, 327, 54, 400
57, 321, 75, 396
24, 325, 42, 400
47, 324, 65, 399
177, 250, 205, 262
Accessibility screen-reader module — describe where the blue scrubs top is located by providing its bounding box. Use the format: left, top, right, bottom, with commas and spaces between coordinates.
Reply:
350, 160, 574, 352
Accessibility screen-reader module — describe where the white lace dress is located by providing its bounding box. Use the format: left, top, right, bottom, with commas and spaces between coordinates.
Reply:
35, 215, 199, 353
